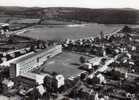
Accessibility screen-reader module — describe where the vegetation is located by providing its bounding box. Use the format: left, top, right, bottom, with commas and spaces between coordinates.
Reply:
79, 56, 86, 64
0, 7, 139, 24
26, 87, 41, 100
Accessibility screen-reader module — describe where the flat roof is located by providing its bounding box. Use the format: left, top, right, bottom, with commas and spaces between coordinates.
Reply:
0, 35, 34, 52
88, 57, 103, 64
20, 72, 47, 80
0, 23, 9, 26
0, 43, 29, 52
40, 51, 92, 78
12, 45, 61, 64
0, 52, 34, 66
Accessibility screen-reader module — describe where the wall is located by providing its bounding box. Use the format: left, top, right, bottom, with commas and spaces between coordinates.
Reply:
10, 45, 62, 78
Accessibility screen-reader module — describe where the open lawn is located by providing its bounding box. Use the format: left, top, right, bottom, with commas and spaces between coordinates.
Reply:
20, 23, 123, 40
42, 51, 92, 78
9, 18, 40, 24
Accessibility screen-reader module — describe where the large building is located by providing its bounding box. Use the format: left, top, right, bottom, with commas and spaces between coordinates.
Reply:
0, 35, 36, 64
11, 50, 91, 86
0, 23, 37, 62
9, 45, 62, 78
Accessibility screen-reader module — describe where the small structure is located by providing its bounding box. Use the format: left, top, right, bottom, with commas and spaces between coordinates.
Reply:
88, 57, 103, 66
0, 23, 10, 33
55, 74, 65, 89
96, 73, 106, 84
36, 85, 46, 96
2, 78, 14, 89
80, 63, 92, 71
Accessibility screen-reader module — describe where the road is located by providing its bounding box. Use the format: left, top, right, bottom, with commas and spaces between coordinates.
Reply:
115, 68, 139, 78
7, 27, 33, 36
104, 27, 122, 36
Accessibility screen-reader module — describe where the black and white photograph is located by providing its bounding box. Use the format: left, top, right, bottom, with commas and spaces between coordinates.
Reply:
0, 0, 138, 100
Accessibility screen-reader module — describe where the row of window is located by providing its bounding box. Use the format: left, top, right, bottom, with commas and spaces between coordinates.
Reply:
16, 45, 62, 75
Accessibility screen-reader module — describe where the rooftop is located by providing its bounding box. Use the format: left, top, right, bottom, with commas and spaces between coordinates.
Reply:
12, 45, 61, 64
0, 35, 35, 53
0, 23, 9, 27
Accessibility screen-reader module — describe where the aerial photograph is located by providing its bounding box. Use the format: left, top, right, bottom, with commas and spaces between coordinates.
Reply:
0, 0, 138, 100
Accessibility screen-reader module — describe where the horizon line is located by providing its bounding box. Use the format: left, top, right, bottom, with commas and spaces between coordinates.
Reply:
0, 5, 138, 10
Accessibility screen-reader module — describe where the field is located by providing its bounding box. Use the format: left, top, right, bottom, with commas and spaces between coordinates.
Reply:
19, 23, 124, 40
0, 17, 40, 24
1, 16, 139, 40
0, 17, 40, 31
9, 18, 40, 24
42, 51, 92, 78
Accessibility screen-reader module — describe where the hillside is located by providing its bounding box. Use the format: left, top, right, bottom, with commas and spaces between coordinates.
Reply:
0, 6, 139, 24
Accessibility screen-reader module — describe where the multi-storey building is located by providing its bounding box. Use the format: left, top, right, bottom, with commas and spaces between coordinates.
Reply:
9, 45, 62, 78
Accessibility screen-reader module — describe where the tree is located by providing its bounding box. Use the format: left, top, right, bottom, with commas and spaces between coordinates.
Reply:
79, 56, 86, 64
30, 45, 36, 52
0, 82, 3, 93
122, 25, 132, 38
122, 26, 132, 33
121, 25, 132, 45
99, 31, 104, 43
43, 75, 57, 93
43, 76, 51, 91
26, 87, 41, 100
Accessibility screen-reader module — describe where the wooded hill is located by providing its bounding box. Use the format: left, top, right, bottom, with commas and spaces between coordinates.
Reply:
0, 6, 139, 24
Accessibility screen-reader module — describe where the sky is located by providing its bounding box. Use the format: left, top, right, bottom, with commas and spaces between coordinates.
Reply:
0, 0, 138, 9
